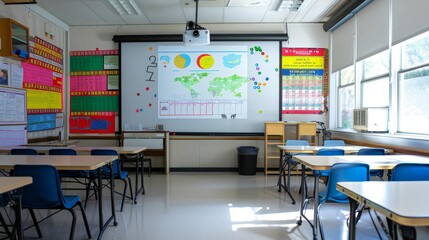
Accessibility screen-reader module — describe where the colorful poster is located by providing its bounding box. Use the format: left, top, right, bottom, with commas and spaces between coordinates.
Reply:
281, 48, 328, 114
69, 49, 119, 134
69, 115, 115, 134
158, 46, 248, 119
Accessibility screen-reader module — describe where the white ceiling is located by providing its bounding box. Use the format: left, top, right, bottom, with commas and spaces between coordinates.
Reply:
32, 0, 349, 26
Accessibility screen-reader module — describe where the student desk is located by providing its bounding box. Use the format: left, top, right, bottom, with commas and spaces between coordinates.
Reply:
337, 181, 429, 240
0, 155, 117, 240
0, 146, 147, 204
0, 177, 32, 240
276, 145, 391, 204
292, 154, 429, 240
70, 146, 147, 204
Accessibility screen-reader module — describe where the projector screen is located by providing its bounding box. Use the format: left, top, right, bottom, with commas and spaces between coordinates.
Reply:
120, 41, 281, 133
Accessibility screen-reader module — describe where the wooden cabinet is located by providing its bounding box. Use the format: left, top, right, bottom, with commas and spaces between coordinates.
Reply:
0, 18, 29, 59
264, 122, 285, 175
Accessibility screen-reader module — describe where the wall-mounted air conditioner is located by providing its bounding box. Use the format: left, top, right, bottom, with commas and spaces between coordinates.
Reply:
353, 107, 389, 132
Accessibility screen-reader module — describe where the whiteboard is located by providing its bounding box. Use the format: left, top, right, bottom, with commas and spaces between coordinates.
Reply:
120, 41, 281, 133
0, 125, 27, 146
0, 86, 26, 125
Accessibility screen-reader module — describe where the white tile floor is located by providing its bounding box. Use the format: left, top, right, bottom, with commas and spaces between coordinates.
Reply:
4, 172, 428, 240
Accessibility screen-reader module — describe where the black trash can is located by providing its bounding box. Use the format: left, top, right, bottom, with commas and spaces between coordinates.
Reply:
237, 146, 259, 175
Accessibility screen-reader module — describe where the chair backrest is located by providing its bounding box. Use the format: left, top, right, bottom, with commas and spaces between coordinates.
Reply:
357, 148, 385, 155
48, 148, 77, 155
90, 149, 120, 175
286, 140, 309, 146
391, 163, 429, 181
324, 163, 370, 203
323, 140, 345, 146
10, 148, 38, 155
317, 148, 345, 156
13, 164, 64, 208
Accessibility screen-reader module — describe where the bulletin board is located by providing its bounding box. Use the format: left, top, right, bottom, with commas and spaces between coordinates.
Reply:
281, 48, 329, 114
23, 36, 64, 132
115, 35, 284, 134
69, 50, 118, 134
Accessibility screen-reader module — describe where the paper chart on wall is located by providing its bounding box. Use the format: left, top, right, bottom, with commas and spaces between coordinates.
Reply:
11, 64, 23, 88
0, 125, 27, 146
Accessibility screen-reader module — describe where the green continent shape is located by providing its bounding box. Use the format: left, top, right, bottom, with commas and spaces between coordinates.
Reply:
174, 73, 209, 98
208, 74, 248, 98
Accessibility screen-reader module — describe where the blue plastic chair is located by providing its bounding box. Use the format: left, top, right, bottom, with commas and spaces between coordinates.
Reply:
315, 148, 345, 178
87, 149, 133, 212
49, 148, 90, 189
13, 164, 91, 240
323, 140, 345, 146
358, 148, 385, 180
391, 163, 429, 181
317, 163, 370, 239
10, 148, 37, 155
388, 163, 429, 240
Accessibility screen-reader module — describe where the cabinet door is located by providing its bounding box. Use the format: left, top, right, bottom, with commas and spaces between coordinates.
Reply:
0, 18, 29, 59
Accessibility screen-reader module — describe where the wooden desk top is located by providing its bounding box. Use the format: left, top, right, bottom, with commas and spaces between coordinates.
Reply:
292, 154, 429, 170
278, 145, 393, 154
0, 146, 147, 155
0, 155, 117, 171
0, 177, 32, 194
337, 181, 429, 226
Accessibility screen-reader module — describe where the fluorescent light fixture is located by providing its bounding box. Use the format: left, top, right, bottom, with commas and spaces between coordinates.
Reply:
272, 0, 303, 12
104, 0, 142, 15
1, 0, 36, 4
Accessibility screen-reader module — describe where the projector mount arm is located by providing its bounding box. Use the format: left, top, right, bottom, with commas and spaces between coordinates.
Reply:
185, 0, 206, 37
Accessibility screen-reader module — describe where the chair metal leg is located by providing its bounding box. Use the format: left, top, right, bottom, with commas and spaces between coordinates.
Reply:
77, 202, 92, 239
120, 179, 127, 212
0, 210, 11, 237
66, 209, 77, 240
128, 176, 133, 203
28, 209, 42, 238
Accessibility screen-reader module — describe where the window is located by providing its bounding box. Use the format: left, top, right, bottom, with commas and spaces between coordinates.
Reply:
398, 67, 429, 134
360, 50, 390, 108
401, 31, 429, 69
362, 77, 389, 107
397, 31, 429, 135
337, 66, 355, 128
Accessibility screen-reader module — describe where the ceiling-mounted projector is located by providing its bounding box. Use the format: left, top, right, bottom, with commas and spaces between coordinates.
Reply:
183, 27, 210, 46
183, 0, 210, 46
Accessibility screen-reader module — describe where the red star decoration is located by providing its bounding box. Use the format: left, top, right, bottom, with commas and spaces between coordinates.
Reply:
146, 87, 150, 91
148, 103, 152, 107
135, 109, 139, 112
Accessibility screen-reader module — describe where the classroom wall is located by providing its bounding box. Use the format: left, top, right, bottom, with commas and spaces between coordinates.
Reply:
69, 23, 329, 169
0, 4, 68, 141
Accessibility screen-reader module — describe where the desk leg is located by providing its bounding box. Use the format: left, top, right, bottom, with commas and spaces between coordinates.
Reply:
348, 198, 359, 240
313, 172, 320, 240
278, 153, 295, 204
97, 168, 103, 231
297, 163, 306, 225
140, 152, 145, 195
109, 162, 118, 226
12, 194, 23, 240
97, 163, 118, 240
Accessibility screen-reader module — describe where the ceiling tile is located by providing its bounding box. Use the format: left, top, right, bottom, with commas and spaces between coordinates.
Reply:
183, 7, 224, 23
224, 7, 267, 22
